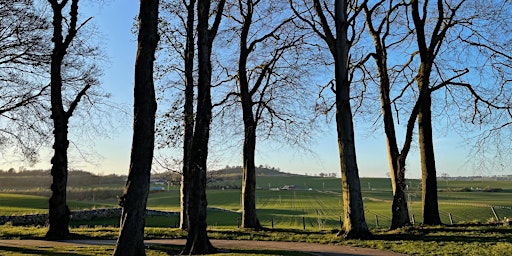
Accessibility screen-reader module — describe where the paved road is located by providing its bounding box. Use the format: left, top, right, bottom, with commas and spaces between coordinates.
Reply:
0, 239, 406, 256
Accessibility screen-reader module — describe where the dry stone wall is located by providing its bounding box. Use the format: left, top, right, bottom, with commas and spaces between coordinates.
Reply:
0, 208, 177, 226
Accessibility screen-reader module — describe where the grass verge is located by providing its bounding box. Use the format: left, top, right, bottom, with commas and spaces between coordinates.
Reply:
0, 223, 510, 255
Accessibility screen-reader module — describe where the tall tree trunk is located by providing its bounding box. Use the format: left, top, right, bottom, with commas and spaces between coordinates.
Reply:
112, 0, 159, 255
378, 60, 411, 230
241, 121, 262, 229
334, 0, 370, 240
238, 1, 262, 229
365, 12, 411, 228
180, 0, 196, 231
418, 94, 442, 225
46, 0, 75, 240
182, 0, 225, 253
410, 0, 443, 227
47, 41, 70, 239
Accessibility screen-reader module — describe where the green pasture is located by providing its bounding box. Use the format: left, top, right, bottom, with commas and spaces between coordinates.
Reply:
1, 176, 511, 230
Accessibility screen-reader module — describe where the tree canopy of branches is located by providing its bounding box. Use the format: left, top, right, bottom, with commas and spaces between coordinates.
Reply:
358, 0, 511, 228
0, 0, 51, 164
220, 0, 314, 230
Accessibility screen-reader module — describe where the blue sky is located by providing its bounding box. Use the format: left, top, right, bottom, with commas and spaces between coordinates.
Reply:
2, 0, 509, 178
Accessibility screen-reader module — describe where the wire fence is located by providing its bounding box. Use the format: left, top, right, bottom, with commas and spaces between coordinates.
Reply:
205, 199, 512, 230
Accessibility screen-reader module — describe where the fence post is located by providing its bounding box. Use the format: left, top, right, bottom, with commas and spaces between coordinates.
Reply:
411, 214, 415, 225
491, 206, 500, 222
303, 216, 306, 230
448, 213, 454, 225
375, 214, 379, 228
237, 217, 240, 228
272, 216, 274, 228
339, 216, 343, 228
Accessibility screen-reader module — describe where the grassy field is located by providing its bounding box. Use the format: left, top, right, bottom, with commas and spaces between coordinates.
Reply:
1, 176, 511, 229
1, 176, 511, 255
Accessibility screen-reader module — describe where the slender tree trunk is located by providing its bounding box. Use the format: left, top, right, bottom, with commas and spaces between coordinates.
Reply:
334, 0, 370, 239
378, 61, 411, 230
418, 94, 442, 225
238, 1, 262, 229
182, 0, 222, 253
180, 0, 196, 231
112, 0, 159, 255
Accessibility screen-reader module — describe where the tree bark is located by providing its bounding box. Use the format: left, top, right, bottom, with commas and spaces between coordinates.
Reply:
46, 105, 70, 240
411, 0, 442, 227
181, 0, 225, 253
46, 0, 77, 240
333, 0, 370, 239
237, 0, 262, 230
379, 62, 411, 230
419, 94, 442, 225
112, 0, 159, 255
362, 3, 411, 230
241, 119, 261, 229
180, 0, 196, 231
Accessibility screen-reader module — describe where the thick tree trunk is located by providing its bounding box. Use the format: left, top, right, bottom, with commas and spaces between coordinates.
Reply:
241, 122, 262, 229
181, 0, 220, 253
46, 113, 70, 240
180, 0, 196, 231
418, 95, 442, 225
334, 0, 370, 239
46, 0, 71, 240
336, 84, 369, 239
112, 0, 159, 255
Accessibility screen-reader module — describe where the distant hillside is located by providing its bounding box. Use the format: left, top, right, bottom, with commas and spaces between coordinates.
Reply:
210, 166, 300, 179
0, 169, 126, 190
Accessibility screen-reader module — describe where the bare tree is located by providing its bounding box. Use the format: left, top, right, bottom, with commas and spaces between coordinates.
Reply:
406, 0, 511, 225
46, 0, 101, 240
221, 0, 312, 230
157, 0, 196, 231
182, 0, 226, 253
291, 0, 370, 239
112, 0, 159, 255
0, 0, 51, 164
361, 0, 416, 229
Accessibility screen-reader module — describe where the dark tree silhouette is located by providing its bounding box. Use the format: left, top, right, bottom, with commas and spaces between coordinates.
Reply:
112, 0, 159, 255
361, 0, 415, 230
46, 0, 98, 240
181, 0, 225, 253
291, 0, 370, 239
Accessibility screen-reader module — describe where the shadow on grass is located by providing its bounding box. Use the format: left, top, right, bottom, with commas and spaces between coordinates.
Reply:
370, 223, 512, 244
0, 245, 84, 256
